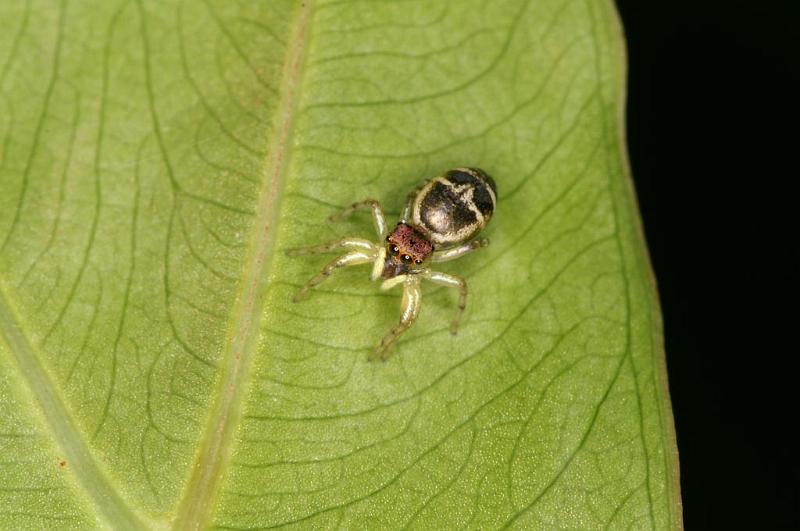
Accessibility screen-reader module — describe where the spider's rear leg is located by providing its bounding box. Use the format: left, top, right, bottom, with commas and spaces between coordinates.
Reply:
401, 182, 426, 221
292, 250, 375, 302
431, 238, 489, 263
423, 271, 468, 335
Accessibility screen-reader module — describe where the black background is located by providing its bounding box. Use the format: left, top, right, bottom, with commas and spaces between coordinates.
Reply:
614, 0, 798, 529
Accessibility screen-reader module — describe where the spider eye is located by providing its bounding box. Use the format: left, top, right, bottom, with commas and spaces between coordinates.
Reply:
386, 235, 391, 242
414, 259, 422, 264
390, 245, 399, 255
402, 254, 411, 262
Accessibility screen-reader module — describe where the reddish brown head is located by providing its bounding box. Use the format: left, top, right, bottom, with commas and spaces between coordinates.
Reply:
383, 223, 434, 278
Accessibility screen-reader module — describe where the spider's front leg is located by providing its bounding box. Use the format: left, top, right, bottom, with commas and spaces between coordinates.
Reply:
286, 237, 375, 257
370, 277, 421, 361
292, 250, 375, 302
329, 199, 388, 240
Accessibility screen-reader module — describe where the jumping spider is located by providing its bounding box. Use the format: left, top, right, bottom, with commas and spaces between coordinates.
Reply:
287, 167, 497, 361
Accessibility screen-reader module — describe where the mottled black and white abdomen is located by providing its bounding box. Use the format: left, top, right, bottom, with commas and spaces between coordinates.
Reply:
410, 168, 497, 247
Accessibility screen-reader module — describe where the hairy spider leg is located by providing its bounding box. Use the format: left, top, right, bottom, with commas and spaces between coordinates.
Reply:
370, 276, 422, 361
423, 270, 468, 335
329, 199, 388, 239
286, 237, 375, 257
292, 250, 375, 302
431, 238, 490, 263
401, 183, 426, 221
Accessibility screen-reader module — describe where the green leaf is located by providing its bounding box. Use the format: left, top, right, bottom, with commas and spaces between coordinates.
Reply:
0, 0, 681, 528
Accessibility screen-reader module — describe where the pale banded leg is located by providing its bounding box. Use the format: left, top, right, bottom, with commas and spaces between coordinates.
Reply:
292, 250, 375, 302
370, 278, 422, 361
423, 271, 467, 335
329, 199, 388, 239
431, 238, 489, 263
286, 237, 375, 257
401, 183, 425, 221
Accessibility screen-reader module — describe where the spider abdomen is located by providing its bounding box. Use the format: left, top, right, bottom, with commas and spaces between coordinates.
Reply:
410, 167, 497, 247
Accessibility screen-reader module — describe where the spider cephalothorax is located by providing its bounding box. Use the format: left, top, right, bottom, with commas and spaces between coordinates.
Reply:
287, 167, 497, 361
382, 223, 434, 278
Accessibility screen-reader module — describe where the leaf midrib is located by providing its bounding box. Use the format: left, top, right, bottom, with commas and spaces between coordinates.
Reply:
0, 282, 146, 530
171, 1, 314, 529
0, 2, 313, 529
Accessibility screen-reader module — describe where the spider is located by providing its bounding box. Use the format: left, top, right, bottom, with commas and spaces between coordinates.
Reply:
287, 167, 497, 361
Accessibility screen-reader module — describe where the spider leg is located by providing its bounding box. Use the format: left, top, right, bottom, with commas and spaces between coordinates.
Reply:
370, 247, 387, 281
286, 237, 375, 257
431, 238, 489, 263
423, 270, 467, 335
370, 278, 422, 361
329, 199, 388, 240
401, 182, 425, 221
292, 250, 375, 302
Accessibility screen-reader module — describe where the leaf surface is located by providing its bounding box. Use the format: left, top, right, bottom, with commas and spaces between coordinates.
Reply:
0, 0, 681, 529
